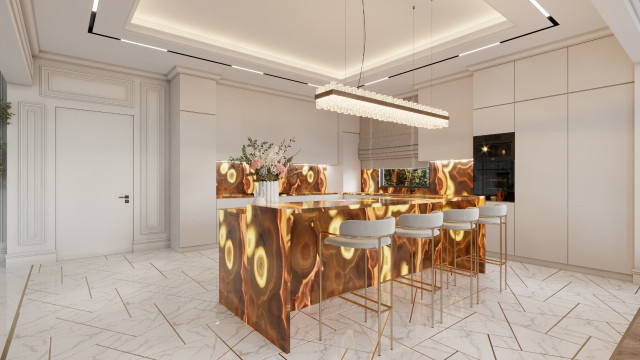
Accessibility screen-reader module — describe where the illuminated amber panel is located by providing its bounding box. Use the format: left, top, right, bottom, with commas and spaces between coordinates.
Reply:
217, 162, 327, 197
362, 160, 474, 196
219, 195, 485, 353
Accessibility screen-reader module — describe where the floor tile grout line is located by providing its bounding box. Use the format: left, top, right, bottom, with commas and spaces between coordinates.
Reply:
519, 262, 530, 271
28, 298, 92, 313
487, 334, 497, 360
506, 284, 526, 312
422, 312, 476, 343
509, 266, 528, 288
571, 336, 591, 360
545, 302, 579, 334
543, 269, 561, 281
85, 276, 93, 299
607, 321, 624, 335
182, 270, 209, 291
56, 317, 137, 337
48, 336, 52, 360
635, 286, 640, 295
115, 288, 132, 318
543, 281, 572, 302
1, 265, 33, 360
206, 324, 244, 360
150, 262, 168, 279
95, 344, 157, 360
279, 353, 287, 359
592, 294, 631, 322
369, 312, 390, 360
154, 303, 186, 345
443, 351, 458, 360
38, 264, 42, 273
340, 348, 348, 360
583, 274, 626, 303
61, 265, 63, 285
123, 254, 135, 269
498, 301, 522, 351
409, 288, 418, 323
199, 252, 218, 263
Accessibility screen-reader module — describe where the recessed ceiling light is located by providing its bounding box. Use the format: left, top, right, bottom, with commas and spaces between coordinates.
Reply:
364, 77, 389, 86
231, 65, 264, 75
121, 39, 167, 52
529, 0, 550, 17
459, 42, 500, 57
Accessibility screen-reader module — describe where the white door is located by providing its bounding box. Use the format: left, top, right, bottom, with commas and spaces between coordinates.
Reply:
56, 108, 133, 260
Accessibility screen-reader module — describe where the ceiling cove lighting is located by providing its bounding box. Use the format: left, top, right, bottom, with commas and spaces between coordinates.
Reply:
315, 82, 449, 129
529, 0, 550, 17
86, 0, 559, 89
121, 39, 167, 52
459, 42, 500, 56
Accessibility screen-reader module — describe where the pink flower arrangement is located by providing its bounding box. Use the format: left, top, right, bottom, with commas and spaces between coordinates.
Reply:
229, 137, 299, 182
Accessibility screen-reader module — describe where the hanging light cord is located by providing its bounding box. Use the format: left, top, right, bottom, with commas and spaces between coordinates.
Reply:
357, 0, 366, 88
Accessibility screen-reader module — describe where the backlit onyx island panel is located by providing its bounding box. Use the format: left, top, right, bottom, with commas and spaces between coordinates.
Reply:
218, 195, 485, 353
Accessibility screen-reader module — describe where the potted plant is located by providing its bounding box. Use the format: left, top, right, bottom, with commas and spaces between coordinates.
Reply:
230, 137, 298, 204
0, 101, 12, 175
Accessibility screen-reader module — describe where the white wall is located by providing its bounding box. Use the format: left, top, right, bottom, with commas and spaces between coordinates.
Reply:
417, 75, 474, 161
216, 84, 339, 165
3, 57, 170, 265
472, 35, 635, 275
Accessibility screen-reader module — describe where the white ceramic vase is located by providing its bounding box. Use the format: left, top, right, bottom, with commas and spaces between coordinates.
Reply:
255, 181, 279, 204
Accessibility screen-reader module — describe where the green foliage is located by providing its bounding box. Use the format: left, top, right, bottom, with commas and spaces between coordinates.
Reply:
0, 101, 12, 175
382, 166, 430, 188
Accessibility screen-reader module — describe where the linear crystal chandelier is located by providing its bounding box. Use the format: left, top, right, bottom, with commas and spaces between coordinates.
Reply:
315, 82, 449, 129
315, 1, 449, 129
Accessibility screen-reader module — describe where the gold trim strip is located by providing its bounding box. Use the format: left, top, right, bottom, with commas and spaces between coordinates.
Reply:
155, 303, 186, 345
123, 254, 135, 269
498, 302, 522, 351
545, 303, 579, 334
1, 265, 34, 360
315, 89, 450, 120
205, 324, 244, 359
572, 336, 591, 360
95, 345, 156, 360
150, 262, 168, 279
85, 276, 92, 299
181, 270, 208, 291
115, 288, 132, 318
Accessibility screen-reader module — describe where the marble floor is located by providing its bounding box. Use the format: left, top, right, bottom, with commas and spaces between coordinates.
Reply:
1, 247, 639, 360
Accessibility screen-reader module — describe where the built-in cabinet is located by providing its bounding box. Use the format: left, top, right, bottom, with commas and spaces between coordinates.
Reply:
515, 95, 568, 264
471, 35, 634, 274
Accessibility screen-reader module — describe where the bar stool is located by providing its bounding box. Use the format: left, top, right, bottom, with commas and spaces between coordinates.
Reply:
477, 205, 508, 291
394, 212, 444, 328
442, 207, 479, 308
318, 216, 395, 356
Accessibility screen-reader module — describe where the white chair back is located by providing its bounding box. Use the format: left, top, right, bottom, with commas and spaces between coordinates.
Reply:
340, 216, 396, 237
398, 212, 443, 229
443, 208, 479, 222
478, 205, 507, 217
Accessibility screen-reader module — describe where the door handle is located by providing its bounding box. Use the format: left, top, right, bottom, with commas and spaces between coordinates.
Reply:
119, 195, 130, 203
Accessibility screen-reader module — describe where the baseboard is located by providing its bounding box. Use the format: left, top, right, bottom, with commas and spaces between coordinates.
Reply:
133, 238, 170, 252
487, 251, 632, 282
4, 250, 57, 268
175, 243, 218, 253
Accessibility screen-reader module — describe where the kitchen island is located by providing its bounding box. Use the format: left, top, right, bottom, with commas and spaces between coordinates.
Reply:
218, 195, 485, 353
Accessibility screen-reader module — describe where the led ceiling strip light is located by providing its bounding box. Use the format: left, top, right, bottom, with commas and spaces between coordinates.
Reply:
87, 0, 558, 90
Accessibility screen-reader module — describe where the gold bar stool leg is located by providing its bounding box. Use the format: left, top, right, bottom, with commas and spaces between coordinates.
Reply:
390, 242, 394, 350
445, 230, 449, 289
505, 215, 508, 290
469, 221, 473, 308
431, 236, 435, 328
410, 240, 414, 304
377, 242, 382, 357
318, 232, 323, 341
420, 239, 424, 301
440, 228, 443, 323
364, 250, 368, 322
454, 231, 457, 287
476, 224, 480, 304
499, 219, 503, 292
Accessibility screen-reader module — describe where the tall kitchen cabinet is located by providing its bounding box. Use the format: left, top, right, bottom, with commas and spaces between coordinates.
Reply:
472, 35, 634, 274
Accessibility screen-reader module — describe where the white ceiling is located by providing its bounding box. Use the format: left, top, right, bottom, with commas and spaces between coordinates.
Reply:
24, 0, 608, 96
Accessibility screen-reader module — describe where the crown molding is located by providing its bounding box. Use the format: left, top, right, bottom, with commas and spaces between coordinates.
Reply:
7, 0, 33, 80
413, 71, 473, 90
18, 0, 39, 55
167, 66, 222, 81
36, 52, 168, 81
217, 79, 314, 103
467, 28, 613, 72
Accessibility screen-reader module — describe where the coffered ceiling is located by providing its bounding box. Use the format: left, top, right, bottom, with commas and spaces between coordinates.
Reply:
22, 0, 608, 96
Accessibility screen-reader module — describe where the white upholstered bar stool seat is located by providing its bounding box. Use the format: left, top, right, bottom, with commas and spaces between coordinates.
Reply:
478, 205, 508, 291
319, 216, 395, 356
394, 212, 444, 327
442, 207, 480, 307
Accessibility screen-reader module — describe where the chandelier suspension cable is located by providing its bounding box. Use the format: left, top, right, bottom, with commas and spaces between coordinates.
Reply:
357, 0, 366, 88
429, 0, 434, 106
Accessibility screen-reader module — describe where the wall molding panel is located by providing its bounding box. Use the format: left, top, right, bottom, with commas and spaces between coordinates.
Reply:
18, 102, 45, 246
140, 82, 167, 235
40, 65, 135, 107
